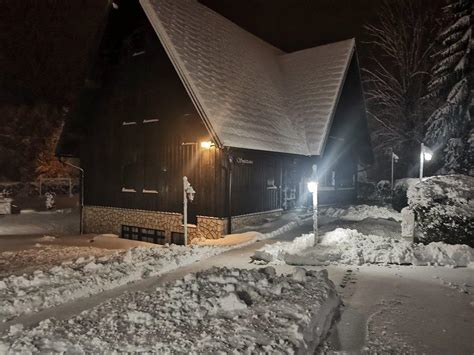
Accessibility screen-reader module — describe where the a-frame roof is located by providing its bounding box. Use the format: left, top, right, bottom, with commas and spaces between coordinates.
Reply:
140, 0, 356, 156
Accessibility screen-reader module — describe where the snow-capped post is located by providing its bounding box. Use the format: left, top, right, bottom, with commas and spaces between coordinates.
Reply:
390, 148, 399, 195
419, 143, 433, 182
307, 164, 319, 244
183, 176, 196, 246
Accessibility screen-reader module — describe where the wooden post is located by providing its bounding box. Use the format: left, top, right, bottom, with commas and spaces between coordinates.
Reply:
183, 176, 188, 246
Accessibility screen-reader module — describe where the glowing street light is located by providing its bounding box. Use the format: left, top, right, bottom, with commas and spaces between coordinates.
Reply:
307, 181, 318, 193
307, 164, 319, 243
419, 143, 433, 182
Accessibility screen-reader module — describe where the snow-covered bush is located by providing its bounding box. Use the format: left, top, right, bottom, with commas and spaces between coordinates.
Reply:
45, 192, 55, 209
392, 178, 418, 211
408, 175, 474, 246
376, 180, 391, 201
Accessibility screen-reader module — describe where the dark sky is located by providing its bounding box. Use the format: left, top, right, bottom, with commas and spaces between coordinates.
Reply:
0, 0, 441, 106
201, 0, 379, 52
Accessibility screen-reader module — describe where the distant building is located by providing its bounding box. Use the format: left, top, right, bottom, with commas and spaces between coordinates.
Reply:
57, 0, 372, 243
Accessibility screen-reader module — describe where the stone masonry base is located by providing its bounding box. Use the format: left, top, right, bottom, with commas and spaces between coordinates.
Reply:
84, 206, 282, 244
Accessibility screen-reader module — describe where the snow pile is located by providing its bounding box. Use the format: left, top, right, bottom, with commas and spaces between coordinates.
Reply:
0, 245, 115, 278
251, 233, 315, 263
0, 267, 341, 353
322, 204, 402, 222
284, 229, 473, 267
0, 245, 221, 323
408, 174, 474, 246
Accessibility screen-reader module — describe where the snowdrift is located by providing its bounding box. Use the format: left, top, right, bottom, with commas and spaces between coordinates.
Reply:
254, 229, 473, 267
0, 267, 341, 353
251, 233, 315, 263
321, 204, 402, 222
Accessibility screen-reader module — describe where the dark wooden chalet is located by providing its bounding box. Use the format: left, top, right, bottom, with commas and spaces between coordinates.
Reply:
57, 0, 372, 243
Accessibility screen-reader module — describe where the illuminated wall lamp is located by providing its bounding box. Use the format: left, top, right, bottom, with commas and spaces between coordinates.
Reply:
200, 141, 215, 149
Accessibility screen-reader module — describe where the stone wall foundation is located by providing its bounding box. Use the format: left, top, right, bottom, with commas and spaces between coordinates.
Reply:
84, 206, 283, 244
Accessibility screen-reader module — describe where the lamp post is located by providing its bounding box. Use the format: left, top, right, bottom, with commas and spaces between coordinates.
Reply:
419, 143, 433, 182
183, 176, 196, 246
307, 164, 319, 243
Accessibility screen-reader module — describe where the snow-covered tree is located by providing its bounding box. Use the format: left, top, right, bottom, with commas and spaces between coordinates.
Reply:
425, 0, 473, 174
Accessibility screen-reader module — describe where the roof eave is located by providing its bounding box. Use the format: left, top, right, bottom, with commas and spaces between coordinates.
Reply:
316, 38, 356, 157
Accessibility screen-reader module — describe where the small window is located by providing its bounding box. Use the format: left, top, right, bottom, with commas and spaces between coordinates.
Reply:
171, 232, 185, 246
320, 170, 336, 188
121, 225, 166, 245
140, 228, 166, 244
122, 225, 140, 240
266, 178, 277, 190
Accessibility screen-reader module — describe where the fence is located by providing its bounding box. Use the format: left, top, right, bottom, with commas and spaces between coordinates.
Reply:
39, 178, 76, 197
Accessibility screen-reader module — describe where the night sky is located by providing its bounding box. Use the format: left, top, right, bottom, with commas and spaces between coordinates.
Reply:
202, 0, 380, 52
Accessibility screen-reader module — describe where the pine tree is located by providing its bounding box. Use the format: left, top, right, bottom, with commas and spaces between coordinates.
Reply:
425, 0, 473, 174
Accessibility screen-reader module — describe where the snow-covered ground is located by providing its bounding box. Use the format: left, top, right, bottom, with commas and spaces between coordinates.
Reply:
254, 228, 473, 267
1, 203, 472, 353
0, 267, 340, 353
321, 204, 402, 222
0, 209, 78, 236
0, 245, 222, 323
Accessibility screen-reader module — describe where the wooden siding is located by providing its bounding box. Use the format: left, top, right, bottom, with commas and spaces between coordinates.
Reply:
81, 12, 226, 221
229, 150, 283, 216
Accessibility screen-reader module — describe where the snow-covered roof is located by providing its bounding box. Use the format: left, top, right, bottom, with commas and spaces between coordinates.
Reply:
140, 0, 355, 156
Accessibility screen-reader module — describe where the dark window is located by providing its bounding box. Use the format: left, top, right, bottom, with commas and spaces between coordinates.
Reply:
121, 225, 166, 244
140, 227, 166, 244
336, 162, 355, 188
321, 170, 336, 187
171, 232, 185, 246
122, 225, 140, 240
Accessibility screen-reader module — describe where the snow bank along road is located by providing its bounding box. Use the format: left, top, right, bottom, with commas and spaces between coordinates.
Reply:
0, 245, 222, 323
0, 214, 311, 325
1, 267, 341, 353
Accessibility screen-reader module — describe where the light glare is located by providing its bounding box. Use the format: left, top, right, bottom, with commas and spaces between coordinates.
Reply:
200, 141, 214, 149
307, 181, 318, 193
